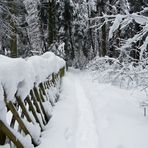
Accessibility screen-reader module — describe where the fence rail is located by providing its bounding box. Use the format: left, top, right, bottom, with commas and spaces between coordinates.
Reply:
0, 67, 65, 148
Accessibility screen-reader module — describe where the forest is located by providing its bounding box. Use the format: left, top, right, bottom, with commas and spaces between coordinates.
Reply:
0, 0, 147, 90
0, 0, 147, 66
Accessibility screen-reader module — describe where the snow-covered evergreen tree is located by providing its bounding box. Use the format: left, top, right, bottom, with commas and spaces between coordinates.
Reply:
24, 0, 43, 55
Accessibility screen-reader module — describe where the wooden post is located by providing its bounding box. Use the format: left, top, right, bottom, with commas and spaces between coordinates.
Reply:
52, 73, 55, 85
33, 87, 48, 122
0, 127, 6, 145
39, 84, 51, 104
39, 89, 45, 102
39, 83, 46, 96
30, 90, 46, 125
60, 67, 65, 78
0, 121, 23, 148
17, 97, 32, 122
47, 81, 50, 88
10, 115, 16, 128
26, 96, 44, 131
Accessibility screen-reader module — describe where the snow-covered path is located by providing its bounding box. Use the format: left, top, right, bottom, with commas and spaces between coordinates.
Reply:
38, 69, 148, 148
74, 74, 99, 148
38, 69, 99, 148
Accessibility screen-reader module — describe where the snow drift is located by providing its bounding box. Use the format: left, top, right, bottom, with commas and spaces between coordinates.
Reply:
0, 52, 65, 120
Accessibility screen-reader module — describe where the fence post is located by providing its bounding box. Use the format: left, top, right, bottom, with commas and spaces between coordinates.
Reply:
33, 87, 48, 123
60, 67, 65, 78
0, 127, 6, 145
30, 90, 46, 125
0, 121, 24, 148
17, 96, 32, 122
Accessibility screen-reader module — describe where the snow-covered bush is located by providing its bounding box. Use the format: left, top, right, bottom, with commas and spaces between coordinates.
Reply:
86, 56, 148, 90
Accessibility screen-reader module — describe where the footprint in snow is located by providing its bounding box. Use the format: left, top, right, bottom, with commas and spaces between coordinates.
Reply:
64, 128, 72, 141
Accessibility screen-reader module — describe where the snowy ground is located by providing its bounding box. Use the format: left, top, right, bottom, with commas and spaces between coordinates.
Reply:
38, 68, 148, 148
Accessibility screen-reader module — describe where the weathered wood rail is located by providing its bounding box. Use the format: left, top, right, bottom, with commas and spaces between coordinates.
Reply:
0, 67, 65, 148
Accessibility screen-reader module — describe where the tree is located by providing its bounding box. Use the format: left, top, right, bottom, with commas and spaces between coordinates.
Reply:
24, 0, 43, 55
48, 0, 56, 46
63, 0, 74, 65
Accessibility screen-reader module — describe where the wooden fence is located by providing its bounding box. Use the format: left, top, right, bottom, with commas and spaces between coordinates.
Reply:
0, 67, 65, 148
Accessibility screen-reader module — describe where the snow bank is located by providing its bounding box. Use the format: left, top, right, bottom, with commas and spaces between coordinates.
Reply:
86, 56, 148, 90
0, 52, 65, 101
80, 70, 148, 148
0, 52, 65, 122
0, 52, 65, 147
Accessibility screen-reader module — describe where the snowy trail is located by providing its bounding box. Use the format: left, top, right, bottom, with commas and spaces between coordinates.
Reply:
38, 69, 148, 148
73, 74, 99, 148
38, 69, 99, 148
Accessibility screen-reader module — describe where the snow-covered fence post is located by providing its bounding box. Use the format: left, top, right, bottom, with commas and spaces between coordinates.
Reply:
17, 96, 32, 122
33, 86, 48, 123
39, 83, 46, 96
30, 89, 46, 126
26, 96, 43, 129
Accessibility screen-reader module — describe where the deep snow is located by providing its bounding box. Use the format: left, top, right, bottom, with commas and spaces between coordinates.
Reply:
37, 68, 148, 148
0, 52, 65, 148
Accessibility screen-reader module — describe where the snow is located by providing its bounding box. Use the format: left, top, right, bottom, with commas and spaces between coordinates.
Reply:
46, 84, 61, 104
37, 72, 78, 148
23, 0, 43, 53
37, 68, 148, 148
0, 52, 65, 102
74, 74, 99, 148
131, 13, 148, 25
140, 33, 148, 60
22, 118, 41, 145
82, 78, 148, 148
0, 51, 65, 137
109, 14, 124, 39
107, 12, 148, 54
0, 84, 6, 121
1, 121, 34, 148
1, 53, 148, 148
38, 69, 99, 148
42, 101, 52, 119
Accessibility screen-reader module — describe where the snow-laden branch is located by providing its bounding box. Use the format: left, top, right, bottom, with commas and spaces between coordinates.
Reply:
90, 11, 148, 61
96, 13, 148, 40
109, 14, 125, 39
140, 34, 148, 60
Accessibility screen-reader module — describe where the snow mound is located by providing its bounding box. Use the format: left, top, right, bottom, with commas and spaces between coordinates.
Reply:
0, 52, 65, 121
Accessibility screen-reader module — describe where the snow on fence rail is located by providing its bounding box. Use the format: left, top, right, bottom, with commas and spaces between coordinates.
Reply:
0, 52, 66, 148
